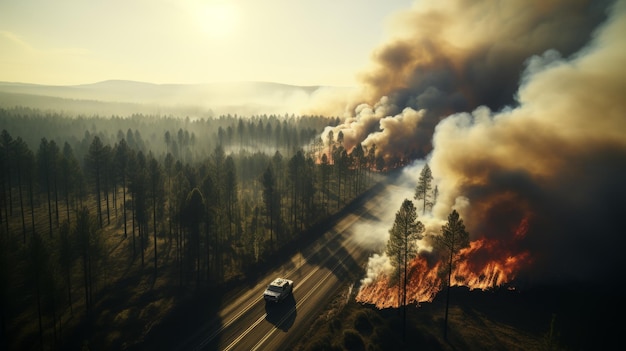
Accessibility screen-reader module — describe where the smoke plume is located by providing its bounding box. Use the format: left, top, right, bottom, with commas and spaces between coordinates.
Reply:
430, 0, 626, 283
331, 0, 626, 288
315, 0, 611, 161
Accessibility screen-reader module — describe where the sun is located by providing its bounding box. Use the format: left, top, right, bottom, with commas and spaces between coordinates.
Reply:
194, 1, 239, 38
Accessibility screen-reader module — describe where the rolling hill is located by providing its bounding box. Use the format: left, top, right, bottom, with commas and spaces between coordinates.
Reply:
0, 80, 347, 117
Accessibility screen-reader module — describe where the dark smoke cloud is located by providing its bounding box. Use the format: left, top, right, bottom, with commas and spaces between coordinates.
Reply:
362, 0, 610, 110
343, 0, 626, 287
430, 0, 626, 284
316, 0, 612, 161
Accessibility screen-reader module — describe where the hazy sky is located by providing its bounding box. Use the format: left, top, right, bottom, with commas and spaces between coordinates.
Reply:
0, 0, 414, 86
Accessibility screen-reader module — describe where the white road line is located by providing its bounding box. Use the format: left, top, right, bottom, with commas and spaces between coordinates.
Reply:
222, 313, 267, 351
251, 242, 358, 351
193, 234, 351, 350
196, 296, 263, 349
195, 249, 332, 350
210, 261, 332, 351
193, 213, 367, 350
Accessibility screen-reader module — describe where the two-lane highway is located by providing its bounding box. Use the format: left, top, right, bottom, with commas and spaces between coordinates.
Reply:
176, 182, 409, 351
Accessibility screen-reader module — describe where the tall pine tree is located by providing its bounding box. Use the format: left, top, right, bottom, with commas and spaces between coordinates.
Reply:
386, 199, 424, 341
435, 209, 470, 340
414, 163, 434, 214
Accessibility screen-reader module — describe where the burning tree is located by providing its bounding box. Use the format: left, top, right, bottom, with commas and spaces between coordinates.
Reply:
386, 199, 424, 341
435, 209, 470, 339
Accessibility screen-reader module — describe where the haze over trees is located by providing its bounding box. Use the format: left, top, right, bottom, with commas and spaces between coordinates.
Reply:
0, 106, 384, 350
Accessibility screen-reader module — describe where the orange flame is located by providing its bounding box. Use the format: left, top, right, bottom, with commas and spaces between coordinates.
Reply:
515, 216, 529, 239
356, 256, 443, 308
451, 239, 531, 290
356, 218, 532, 309
356, 256, 443, 309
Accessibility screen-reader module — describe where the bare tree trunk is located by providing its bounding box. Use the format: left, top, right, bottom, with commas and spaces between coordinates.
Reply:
64, 185, 70, 226
153, 193, 157, 277
29, 177, 36, 236
47, 184, 52, 237
444, 250, 453, 339
105, 187, 110, 225
131, 196, 136, 258
95, 171, 102, 228
122, 176, 127, 238
36, 278, 43, 351
83, 252, 90, 315
402, 231, 408, 342
54, 175, 59, 228
140, 221, 144, 268
18, 174, 26, 243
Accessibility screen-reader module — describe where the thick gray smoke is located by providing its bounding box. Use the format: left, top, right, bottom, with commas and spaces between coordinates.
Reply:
315, 0, 612, 161
324, 0, 626, 285
429, 0, 626, 283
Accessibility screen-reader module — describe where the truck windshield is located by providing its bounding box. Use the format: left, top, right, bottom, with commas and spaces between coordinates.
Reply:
268, 285, 283, 292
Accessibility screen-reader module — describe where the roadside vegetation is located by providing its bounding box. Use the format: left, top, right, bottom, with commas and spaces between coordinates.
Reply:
292, 282, 614, 351
0, 107, 388, 350
291, 161, 614, 351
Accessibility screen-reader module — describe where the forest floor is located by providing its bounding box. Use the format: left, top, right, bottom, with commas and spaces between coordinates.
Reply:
290, 282, 619, 351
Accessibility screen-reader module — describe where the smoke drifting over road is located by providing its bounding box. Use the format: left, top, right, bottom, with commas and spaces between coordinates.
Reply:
326, 0, 626, 287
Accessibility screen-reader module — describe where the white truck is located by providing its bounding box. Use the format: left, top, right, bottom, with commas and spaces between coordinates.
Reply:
263, 278, 293, 303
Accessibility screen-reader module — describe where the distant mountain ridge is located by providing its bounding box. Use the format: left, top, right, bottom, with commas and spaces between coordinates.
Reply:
0, 80, 344, 117
0, 79, 324, 103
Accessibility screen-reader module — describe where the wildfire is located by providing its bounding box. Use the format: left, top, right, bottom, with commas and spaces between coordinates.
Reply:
356, 219, 532, 309
514, 216, 529, 239
356, 255, 442, 309
452, 239, 531, 291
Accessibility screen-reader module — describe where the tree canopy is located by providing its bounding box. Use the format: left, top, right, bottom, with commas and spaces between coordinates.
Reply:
414, 163, 433, 214
386, 199, 424, 275
0, 109, 384, 350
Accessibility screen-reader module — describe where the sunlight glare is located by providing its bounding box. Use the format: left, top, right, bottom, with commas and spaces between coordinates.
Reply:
194, 0, 239, 38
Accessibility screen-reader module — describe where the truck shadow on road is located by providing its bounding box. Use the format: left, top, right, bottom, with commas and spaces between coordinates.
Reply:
264, 293, 297, 332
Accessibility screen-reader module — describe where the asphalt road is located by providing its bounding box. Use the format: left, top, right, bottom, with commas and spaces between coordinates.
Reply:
176, 182, 409, 351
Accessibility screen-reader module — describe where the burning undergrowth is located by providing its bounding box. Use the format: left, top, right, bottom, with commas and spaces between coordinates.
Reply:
356, 217, 533, 308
